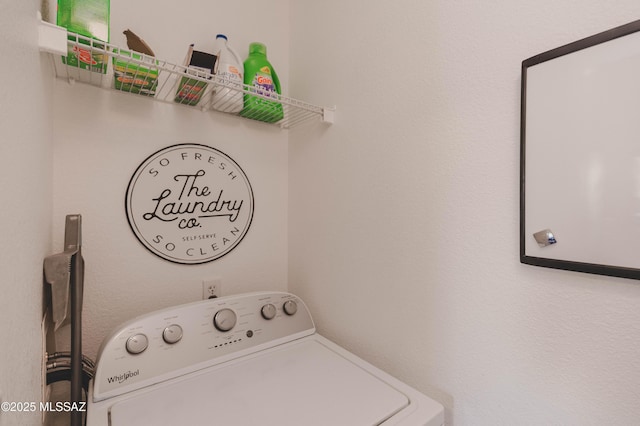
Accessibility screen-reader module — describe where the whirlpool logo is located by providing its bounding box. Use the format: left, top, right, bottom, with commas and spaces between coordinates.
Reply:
107, 369, 140, 385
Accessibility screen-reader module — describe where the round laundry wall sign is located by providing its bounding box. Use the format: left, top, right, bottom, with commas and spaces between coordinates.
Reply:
125, 144, 254, 264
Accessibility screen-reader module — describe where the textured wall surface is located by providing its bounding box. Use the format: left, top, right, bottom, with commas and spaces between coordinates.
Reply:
289, 1, 640, 425
0, 1, 53, 425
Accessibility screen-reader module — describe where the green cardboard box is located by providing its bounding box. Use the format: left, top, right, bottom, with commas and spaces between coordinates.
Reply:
112, 49, 158, 96
175, 74, 208, 106
57, 0, 110, 74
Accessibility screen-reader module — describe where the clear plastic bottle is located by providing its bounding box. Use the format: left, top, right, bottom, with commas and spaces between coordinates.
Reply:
240, 42, 284, 123
211, 34, 244, 113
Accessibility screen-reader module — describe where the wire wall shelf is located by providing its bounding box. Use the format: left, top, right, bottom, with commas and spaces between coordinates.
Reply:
39, 22, 335, 129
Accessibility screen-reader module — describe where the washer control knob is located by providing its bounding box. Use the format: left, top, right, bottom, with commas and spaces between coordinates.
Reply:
261, 303, 277, 320
162, 324, 183, 344
283, 300, 298, 316
126, 334, 149, 355
214, 308, 237, 332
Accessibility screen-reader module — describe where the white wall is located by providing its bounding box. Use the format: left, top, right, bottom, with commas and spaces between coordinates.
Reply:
40, 1, 640, 425
0, 1, 53, 425
52, 0, 291, 359
289, 1, 640, 425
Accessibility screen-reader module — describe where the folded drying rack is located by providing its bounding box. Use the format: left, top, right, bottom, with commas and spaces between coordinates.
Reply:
43, 215, 85, 426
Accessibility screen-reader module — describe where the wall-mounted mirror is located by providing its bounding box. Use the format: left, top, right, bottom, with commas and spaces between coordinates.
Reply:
521, 19, 640, 280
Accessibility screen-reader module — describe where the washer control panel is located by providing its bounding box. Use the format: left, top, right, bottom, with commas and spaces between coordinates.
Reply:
92, 292, 314, 401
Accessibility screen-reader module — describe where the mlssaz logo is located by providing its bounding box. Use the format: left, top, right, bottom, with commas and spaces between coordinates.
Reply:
107, 369, 140, 385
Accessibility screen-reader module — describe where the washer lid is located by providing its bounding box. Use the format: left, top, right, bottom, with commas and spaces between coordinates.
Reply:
109, 339, 410, 425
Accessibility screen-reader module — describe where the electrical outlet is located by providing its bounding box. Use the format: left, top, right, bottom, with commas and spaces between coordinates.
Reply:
202, 278, 222, 299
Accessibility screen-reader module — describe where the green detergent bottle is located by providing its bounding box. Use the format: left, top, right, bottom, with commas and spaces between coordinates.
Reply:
240, 42, 284, 123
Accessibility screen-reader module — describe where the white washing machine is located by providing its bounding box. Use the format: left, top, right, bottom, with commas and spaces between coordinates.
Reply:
87, 292, 444, 425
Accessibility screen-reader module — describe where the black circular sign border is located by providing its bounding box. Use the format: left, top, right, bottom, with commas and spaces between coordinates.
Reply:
125, 143, 255, 265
